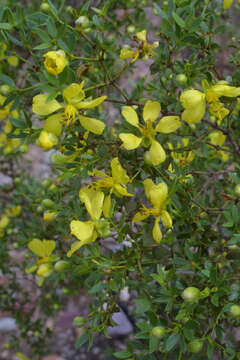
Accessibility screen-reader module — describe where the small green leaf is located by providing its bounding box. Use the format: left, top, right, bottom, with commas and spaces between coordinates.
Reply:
172, 12, 185, 28
0, 22, 12, 29
113, 350, 132, 359
75, 332, 89, 349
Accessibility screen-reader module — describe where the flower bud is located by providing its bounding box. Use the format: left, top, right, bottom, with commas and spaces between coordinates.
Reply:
182, 287, 200, 303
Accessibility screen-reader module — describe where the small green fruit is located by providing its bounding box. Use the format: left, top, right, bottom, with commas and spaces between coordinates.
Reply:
234, 184, 240, 197
19, 144, 29, 153
54, 260, 70, 273
75, 16, 90, 29
230, 305, 240, 318
188, 339, 203, 353
176, 74, 187, 85
151, 326, 165, 339
127, 25, 136, 34
73, 316, 86, 327
0, 84, 11, 96
182, 287, 200, 303
41, 198, 55, 209
40, 3, 51, 12
144, 151, 152, 166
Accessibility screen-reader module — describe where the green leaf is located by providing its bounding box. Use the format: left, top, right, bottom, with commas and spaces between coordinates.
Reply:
0, 22, 12, 30
75, 333, 89, 349
47, 17, 57, 38
0, 74, 15, 88
172, 12, 185, 28
134, 298, 151, 313
9, 117, 27, 129
48, 0, 58, 17
33, 42, 51, 50
113, 350, 132, 359
153, 4, 169, 21
149, 336, 158, 354
164, 333, 180, 352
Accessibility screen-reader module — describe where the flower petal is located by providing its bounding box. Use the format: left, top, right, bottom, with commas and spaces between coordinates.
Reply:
144, 179, 168, 209
143, 100, 161, 123
119, 133, 142, 150
32, 94, 62, 116
76, 96, 107, 109
63, 83, 85, 104
43, 113, 63, 136
132, 211, 149, 222
70, 220, 95, 241
67, 241, 83, 258
121, 106, 139, 127
103, 195, 111, 218
136, 30, 147, 41
149, 140, 166, 165
79, 115, 105, 135
211, 84, 240, 97
153, 217, 162, 243
156, 116, 181, 133
79, 188, 104, 220
114, 184, 133, 197
111, 157, 130, 184
161, 210, 172, 228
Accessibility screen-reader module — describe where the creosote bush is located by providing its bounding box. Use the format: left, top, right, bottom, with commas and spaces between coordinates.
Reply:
1, 0, 240, 359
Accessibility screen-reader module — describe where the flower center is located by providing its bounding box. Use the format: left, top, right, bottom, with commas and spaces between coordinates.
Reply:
64, 104, 77, 125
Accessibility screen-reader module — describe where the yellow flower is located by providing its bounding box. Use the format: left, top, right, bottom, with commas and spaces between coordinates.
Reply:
180, 82, 240, 124
83, 157, 133, 217
7, 55, 19, 67
168, 138, 194, 166
208, 131, 229, 162
37, 130, 58, 150
119, 101, 181, 165
0, 95, 19, 121
43, 211, 58, 222
26, 239, 56, 286
223, 0, 240, 9
5, 205, 22, 217
67, 188, 105, 257
0, 214, 10, 229
180, 90, 206, 124
133, 179, 172, 243
32, 81, 107, 132
120, 30, 158, 63
43, 50, 67, 76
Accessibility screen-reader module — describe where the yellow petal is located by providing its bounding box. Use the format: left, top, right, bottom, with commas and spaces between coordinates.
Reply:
38, 130, 58, 150
180, 89, 206, 109
223, 0, 234, 9
103, 195, 111, 218
182, 104, 205, 124
114, 184, 133, 197
132, 211, 149, 222
120, 48, 136, 60
144, 179, 168, 209
209, 131, 226, 146
119, 133, 142, 150
44, 50, 67, 76
111, 157, 130, 184
121, 106, 139, 127
25, 265, 38, 274
63, 83, 85, 104
149, 140, 166, 165
16, 353, 30, 360
28, 239, 56, 258
143, 100, 161, 123
70, 220, 95, 241
67, 241, 83, 257
42, 240, 56, 256
43, 113, 63, 136
79, 115, 105, 135
32, 94, 62, 116
161, 210, 172, 228
79, 188, 104, 220
153, 217, 162, 243
156, 116, 181, 133
211, 84, 240, 98
76, 96, 107, 109
136, 30, 147, 41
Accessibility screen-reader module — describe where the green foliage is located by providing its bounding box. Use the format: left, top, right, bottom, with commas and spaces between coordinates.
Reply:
0, 0, 240, 359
